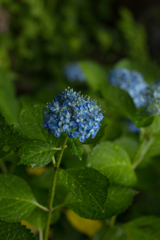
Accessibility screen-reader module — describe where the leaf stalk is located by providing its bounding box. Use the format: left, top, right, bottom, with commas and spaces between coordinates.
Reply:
44, 135, 68, 240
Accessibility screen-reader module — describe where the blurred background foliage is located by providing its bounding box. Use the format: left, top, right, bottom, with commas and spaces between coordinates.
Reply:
1, 0, 160, 239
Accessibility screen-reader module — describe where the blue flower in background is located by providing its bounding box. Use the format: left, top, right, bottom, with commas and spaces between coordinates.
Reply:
63, 62, 86, 83
145, 82, 160, 116
127, 121, 140, 134
108, 68, 148, 108
42, 88, 103, 142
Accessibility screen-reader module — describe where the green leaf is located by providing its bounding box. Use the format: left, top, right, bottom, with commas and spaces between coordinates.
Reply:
114, 136, 138, 160
93, 226, 127, 240
0, 174, 40, 222
0, 117, 27, 158
79, 61, 107, 90
84, 124, 107, 144
30, 167, 54, 189
67, 138, 84, 160
124, 216, 160, 240
0, 221, 37, 240
149, 116, 160, 135
18, 101, 48, 141
26, 208, 60, 230
0, 69, 20, 128
64, 185, 137, 220
59, 167, 110, 211
18, 139, 58, 168
86, 141, 137, 186
133, 108, 154, 127
146, 138, 160, 158
102, 85, 136, 120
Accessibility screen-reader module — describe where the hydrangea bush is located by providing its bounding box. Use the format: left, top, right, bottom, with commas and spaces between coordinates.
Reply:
0, 63, 160, 240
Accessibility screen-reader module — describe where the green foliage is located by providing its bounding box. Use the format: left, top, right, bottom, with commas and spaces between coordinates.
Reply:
114, 136, 138, 160
79, 61, 107, 90
0, 117, 27, 158
0, 69, 19, 128
0, 174, 38, 222
93, 226, 127, 240
84, 124, 107, 144
64, 185, 137, 220
101, 85, 136, 120
124, 216, 160, 240
133, 108, 154, 127
18, 101, 48, 141
26, 208, 60, 230
67, 138, 84, 160
59, 167, 110, 211
118, 8, 149, 63
0, 221, 37, 240
0, 2, 160, 238
18, 139, 58, 168
87, 141, 137, 186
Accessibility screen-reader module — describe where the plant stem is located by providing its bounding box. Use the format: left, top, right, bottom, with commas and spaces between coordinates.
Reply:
34, 203, 49, 212
39, 229, 43, 240
44, 135, 68, 240
110, 215, 117, 228
132, 137, 154, 170
132, 125, 154, 170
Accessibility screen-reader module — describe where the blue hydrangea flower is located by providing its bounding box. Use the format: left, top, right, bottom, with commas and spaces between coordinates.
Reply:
108, 68, 148, 108
63, 62, 86, 83
42, 88, 103, 142
145, 82, 160, 116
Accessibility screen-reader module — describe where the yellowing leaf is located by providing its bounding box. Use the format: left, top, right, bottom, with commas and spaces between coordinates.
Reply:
26, 167, 46, 176
21, 220, 38, 234
65, 209, 102, 237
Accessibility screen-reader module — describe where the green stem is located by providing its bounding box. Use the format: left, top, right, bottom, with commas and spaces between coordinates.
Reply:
132, 125, 154, 170
109, 215, 117, 228
106, 215, 117, 229
39, 229, 43, 240
132, 137, 154, 170
44, 135, 68, 240
34, 203, 49, 212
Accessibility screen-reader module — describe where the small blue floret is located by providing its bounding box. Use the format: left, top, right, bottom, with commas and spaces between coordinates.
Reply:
63, 62, 86, 83
108, 68, 148, 108
145, 82, 160, 116
42, 88, 103, 142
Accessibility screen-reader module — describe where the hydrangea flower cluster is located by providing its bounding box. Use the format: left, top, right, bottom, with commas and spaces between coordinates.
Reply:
42, 88, 103, 142
63, 62, 86, 83
108, 68, 148, 108
145, 82, 160, 116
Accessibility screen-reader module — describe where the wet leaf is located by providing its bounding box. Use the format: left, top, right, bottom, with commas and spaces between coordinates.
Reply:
64, 185, 137, 220
67, 138, 84, 160
124, 216, 160, 240
0, 221, 37, 240
18, 139, 57, 168
87, 141, 137, 186
59, 167, 110, 211
18, 101, 48, 141
0, 117, 27, 158
0, 174, 39, 222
